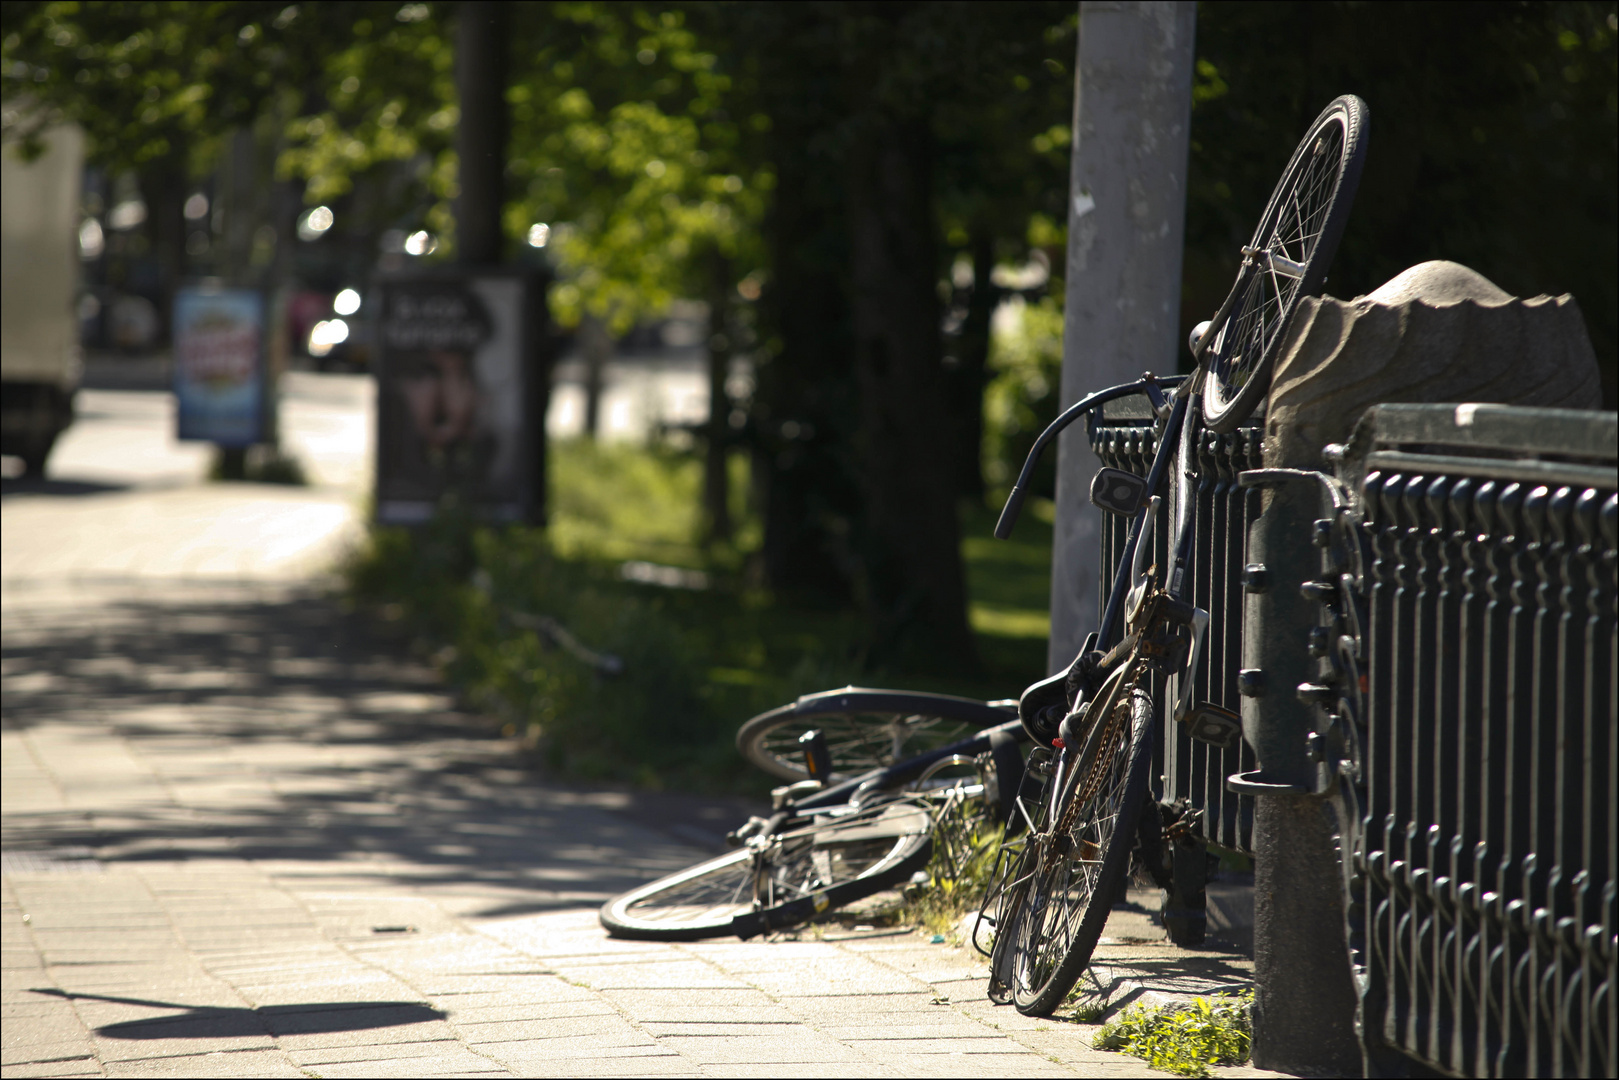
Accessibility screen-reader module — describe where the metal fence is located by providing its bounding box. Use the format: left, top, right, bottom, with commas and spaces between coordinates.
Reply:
1090, 396, 1261, 855
1092, 394, 1615, 1076
1319, 403, 1617, 1078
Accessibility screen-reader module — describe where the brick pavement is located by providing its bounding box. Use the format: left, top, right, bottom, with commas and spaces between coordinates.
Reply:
3, 394, 1284, 1078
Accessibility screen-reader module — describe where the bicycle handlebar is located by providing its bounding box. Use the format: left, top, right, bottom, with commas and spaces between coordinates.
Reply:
993, 376, 1185, 539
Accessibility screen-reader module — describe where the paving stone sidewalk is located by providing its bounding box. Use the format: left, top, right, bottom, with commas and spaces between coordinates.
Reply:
1, 576, 1284, 1079
3, 415, 1283, 1078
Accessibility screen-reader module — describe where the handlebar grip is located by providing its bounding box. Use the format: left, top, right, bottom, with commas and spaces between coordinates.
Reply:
994, 485, 1028, 539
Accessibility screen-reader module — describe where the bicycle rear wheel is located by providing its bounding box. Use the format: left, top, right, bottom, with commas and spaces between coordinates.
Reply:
1203, 95, 1368, 433
736, 688, 1016, 782
600, 798, 933, 941
995, 685, 1155, 1016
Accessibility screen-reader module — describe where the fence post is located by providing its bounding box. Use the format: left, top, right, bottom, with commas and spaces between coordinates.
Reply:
1235, 471, 1363, 1076
1239, 260, 1604, 1076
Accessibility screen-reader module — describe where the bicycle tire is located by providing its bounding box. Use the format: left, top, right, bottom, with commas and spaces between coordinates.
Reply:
997, 685, 1156, 1016
1203, 95, 1368, 434
736, 688, 1016, 782
600, 797, 933, 941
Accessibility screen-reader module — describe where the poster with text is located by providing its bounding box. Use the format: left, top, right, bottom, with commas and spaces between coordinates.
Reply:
173, 287, 266, 446
375, 273, 533, 524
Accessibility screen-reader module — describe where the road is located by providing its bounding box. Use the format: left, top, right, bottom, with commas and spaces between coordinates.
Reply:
2, 372, 1272, 1078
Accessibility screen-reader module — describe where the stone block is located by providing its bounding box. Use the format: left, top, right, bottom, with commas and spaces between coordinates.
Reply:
1267, 260, 1603, 468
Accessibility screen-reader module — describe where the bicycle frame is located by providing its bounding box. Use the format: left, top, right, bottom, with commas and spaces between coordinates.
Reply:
995, 373, 1217, 824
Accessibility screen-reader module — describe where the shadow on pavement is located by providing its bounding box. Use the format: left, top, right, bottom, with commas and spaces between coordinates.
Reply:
2, 587, 763, 916
1067, 949, 1254, 1019
30, 988, 445, 1039
1, 476, 130, 500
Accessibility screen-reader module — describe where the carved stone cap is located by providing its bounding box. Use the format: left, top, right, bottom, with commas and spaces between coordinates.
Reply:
1265, 261, 1601, 468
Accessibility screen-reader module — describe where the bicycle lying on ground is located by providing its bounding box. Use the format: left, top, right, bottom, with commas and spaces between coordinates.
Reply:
980, 95, 1369, 1015
600, 688, 1029, 941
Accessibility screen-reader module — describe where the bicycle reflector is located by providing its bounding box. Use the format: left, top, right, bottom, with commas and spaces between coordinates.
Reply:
1090, 467, 1149, 516
799, 729, 832, 781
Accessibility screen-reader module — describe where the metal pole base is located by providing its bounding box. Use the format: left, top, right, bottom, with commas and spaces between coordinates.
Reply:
1251, 793, 1361, 1076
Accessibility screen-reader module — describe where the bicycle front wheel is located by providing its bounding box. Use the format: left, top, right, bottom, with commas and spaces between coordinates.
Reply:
1203, 95, 1368, 433
998, 685, 1155, 1016
600, 798, 933, 941
736, 688, 1016, 782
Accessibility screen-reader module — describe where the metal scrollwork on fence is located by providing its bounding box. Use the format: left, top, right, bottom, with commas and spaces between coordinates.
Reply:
1324, 404, 1616, 1078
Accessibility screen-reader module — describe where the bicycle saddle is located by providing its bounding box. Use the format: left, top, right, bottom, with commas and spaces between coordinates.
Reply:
1018, 668, 1067, 746
1018, 643, 1105, 747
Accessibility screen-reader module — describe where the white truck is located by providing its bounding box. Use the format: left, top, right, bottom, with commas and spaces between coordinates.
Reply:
1, 113, 84, 476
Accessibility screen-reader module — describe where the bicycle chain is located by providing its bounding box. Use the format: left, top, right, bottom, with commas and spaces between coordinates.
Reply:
1043, 667, 1138, 863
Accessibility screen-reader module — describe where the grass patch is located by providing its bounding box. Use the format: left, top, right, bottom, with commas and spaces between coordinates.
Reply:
889, 787, 1006, 939
1091, 992, 1254, 1077
342, 438, 1054, 794
959, 494, 1053, 689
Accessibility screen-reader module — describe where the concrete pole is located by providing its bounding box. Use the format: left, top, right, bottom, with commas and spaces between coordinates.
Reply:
1048, 1, 1195, 674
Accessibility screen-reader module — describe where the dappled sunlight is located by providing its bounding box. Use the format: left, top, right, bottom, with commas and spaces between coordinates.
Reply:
1, 586, 717, 914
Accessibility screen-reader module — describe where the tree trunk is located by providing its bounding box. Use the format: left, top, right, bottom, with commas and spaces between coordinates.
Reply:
751, 81, 860, 605
578, 315, 609, 439
947, 231, 999, 499
704, 254, 734, 544
139, 151, 188, 347
845, 116, 977, 669
454, 1, 509, 265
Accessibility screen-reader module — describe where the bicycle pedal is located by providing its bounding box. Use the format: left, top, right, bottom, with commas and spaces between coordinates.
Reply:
1089, 467, 1149, 516
1182, 703, 1242, 750
726, 815, 772, 848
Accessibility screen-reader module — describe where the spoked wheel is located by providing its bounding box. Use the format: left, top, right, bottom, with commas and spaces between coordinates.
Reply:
992, 682, 1156, 1016
600, 797, 933, 941
736, 688, 1017, 782
1202, 94, 1369, 433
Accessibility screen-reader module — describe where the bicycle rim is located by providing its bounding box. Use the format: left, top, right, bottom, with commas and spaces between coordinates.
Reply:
1004, 688, 1155, 1015
736, 690, 1012, 782
600, 798, 933, 941
1204, 95, 1368, 433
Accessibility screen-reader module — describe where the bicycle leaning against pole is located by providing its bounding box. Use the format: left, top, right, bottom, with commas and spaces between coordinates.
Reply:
980, 95, 1369, 1016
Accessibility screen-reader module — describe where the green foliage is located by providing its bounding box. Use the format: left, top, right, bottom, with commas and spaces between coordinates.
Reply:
342, 438, 1053, 791
894, 793, 1005, 937
275, 7, 457, 206
507, 4, 767, 333
342, 442, 842, 790
1, 1, 396, 172
1068, 1000, 1108, 1023
545, 438, 709, 565
348, 515, 740, 788
982, 295, 1064, 499
1091, 991, 1254, 1078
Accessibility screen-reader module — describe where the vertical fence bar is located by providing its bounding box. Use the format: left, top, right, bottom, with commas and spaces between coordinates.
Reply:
1333, 405, 1616, 1079
1089, 398, 1259, 857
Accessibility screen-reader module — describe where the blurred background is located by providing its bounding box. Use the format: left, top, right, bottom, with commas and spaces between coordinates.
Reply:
2, 1, 1614, 791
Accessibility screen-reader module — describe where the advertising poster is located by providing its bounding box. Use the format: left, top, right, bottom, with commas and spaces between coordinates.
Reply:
375, 272, 535, 524
173, 287, 266, 446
